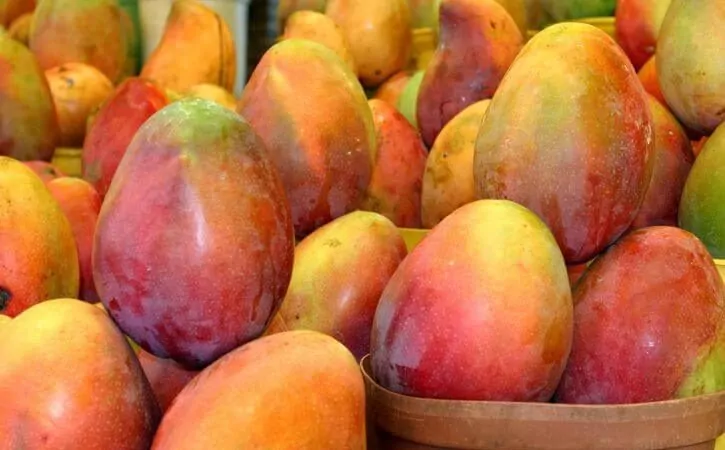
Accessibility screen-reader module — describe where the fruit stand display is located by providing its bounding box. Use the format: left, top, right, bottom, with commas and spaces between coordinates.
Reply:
2, 0, 725, 449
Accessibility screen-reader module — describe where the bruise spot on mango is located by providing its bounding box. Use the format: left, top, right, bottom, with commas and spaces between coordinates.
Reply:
0, 287, 11, 311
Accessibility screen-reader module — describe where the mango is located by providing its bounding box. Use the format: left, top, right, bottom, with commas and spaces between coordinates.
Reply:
474, 23, 654, 264
45, 63, 114, 148
0, 313, 9, 325
266, 211, 406, 359
615, 0, 671, 70
23, 160, 64, 183
373, 69, 414, 107
556, 227, 725, 404
371, 199, 573, 401
630, 95, 693, 229
277, 0, 327, 27
136, 348, 198, 414
29, 0, 130, 83
0, 29, 58, 161
47, 177, 102, 303
183, 83, 236, 111
0, 157, 78, 317
141, 0, 236, 94
397, 69, 424, 129
0, 0, 34, 27
679, 122, 725, 257
657, 0, 725, 135
421, 99, 490, 228
152, 331, 366, 449
364, 99, 427, 227
495, 0, 528, 37
0, 299, 160, 448
638, 55, 668, 109
326, 0, 412, 87
238, 39, 375, 238
416, 0, 523, 147
82, 77, 168, 199
94, 98, 294, 368
282, 10, 356, 75
7, 11, 31, 45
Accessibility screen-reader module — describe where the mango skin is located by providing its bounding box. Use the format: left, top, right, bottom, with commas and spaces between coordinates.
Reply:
416, 0, 523, 148
615, 0, 671, 70
0, 0, 35, 27
45, 62, 114, 148
326, 0, 412, 87
23, 160, 64, 183
151, 331, 366, 450
282, 10, 357, 75
140, 0, 236, 93
0, 30, 59, 161
373, 70, 414, 107
630, 95, 693, 229
556, 227, 725, 404
29, 0, 130, 83
136, 348, 198, 414
657, 0, 725, 135
267, 211, 407, 359
422, 99, 490, 228
0, 157, 79, 317
638, 55, 668, 109
679, 123, 725, 258
82, 77, 168, 199
364, 99, 427, 228
371, 199, 573, 401
94, 98, 295, 368
0, 299, 160, 450
47, 177, 102, 303
238, 39, 376, 238
474, 23, 654, 264
397, 70, 424, 129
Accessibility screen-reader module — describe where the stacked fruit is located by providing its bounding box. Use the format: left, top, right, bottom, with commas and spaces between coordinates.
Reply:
2, 0, 725, 448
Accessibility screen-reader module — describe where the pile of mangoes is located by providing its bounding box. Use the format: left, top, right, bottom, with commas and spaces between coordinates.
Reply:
2, 0, 725, 448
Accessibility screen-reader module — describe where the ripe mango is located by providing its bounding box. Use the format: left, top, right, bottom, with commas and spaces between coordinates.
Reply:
266, 211, 407, 359
0, 299, 160, 449
364, 99, 427, 227
0, 157, 78, 317
371, 200, 573, 401
416, 0, 523, 147
326, 0, 412, 87
630, 95, 693, 229
141, 0, 236, 94
45, 62, 114, 148
238, 39, 375, 238
556, 227, 725, 404
0, 29, 58, 161
474, 23, 654, 264
47, 177, 102, 302
615, 0, 671, 70
94, 98, 294, 368
657, 0, 725, 135
422, 99, 490, 228
29, 0, 131, 83
82, 77, 168, 199
282, 10, 356, 75
152, 331, 366, 449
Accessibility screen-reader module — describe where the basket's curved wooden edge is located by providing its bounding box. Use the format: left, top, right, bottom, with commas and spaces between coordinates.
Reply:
361, 355, 725, 450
